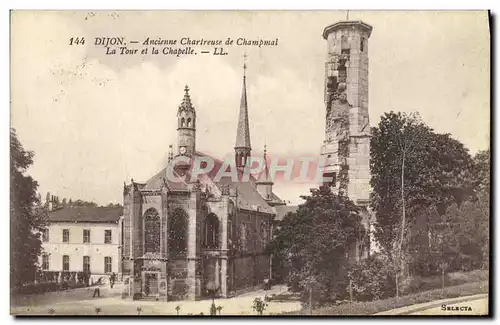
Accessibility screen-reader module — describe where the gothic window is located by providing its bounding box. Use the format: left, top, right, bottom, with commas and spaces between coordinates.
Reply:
240, 223, 247, 250
228, 219, 233, 245
168, 208, 188, 256
181, 117, 186, 127
144, 208, 160, 254
261, 221, 269, 247
203, 213, 220, 249
187, 118, 192, 127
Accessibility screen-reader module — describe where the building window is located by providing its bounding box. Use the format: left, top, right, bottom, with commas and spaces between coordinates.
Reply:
42, 229, 49, 242
187, 118, 192, 127
203, 213, 220, 249
104, 230, 112, 244
144, 208, 160, 254
83, 256, 90, 273
83, 229, 90, 243
63, 255, 69, 271
168, 208, 188, 256
42, 254, 49, 270
360, 37, 365, 52
104, 257, 112, 273
62, 229, 69, 243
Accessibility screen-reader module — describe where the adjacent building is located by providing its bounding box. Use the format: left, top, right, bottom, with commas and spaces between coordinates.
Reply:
39, 205, 123, 284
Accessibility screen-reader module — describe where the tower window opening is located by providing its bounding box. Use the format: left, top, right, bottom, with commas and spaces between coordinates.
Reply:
322, 172, 337, 188
187, 118, 192, 127
360, 37, 365, 52
341, 35, 348, 50
181, 118, 185, 127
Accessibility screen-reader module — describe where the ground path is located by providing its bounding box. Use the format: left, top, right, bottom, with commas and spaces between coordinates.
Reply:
11, 284, 301, 316
375, 294, 489, 316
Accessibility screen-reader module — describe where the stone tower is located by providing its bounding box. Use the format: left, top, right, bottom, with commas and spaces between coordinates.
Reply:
321, 20, 372, 207
234, 62, 252, 168
177, 85, 196, 157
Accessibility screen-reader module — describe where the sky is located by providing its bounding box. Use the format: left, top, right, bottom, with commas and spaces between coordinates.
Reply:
10, 10, 490, 205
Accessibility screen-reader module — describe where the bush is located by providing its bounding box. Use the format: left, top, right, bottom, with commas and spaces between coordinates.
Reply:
15, 279, 89, 295
18, 281, 59, 295
348, 255, 396, 301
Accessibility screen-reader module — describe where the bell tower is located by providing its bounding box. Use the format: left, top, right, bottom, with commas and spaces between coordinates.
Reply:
177, 85, 196, 157
320, 20, 372, 206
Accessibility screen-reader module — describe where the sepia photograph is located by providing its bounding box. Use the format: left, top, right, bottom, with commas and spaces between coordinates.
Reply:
9, 10, 491, 316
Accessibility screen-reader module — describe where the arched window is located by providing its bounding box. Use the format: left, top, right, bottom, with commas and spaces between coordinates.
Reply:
187, 118, 192, 127
181, 118, 186, 127
168, 208, 188, 256
144, 208, 160, 254
204, 213, 220, 249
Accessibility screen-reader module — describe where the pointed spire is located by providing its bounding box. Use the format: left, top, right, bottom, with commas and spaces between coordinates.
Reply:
257, 144, 273, 184
235, 55, 251, 150
178, 84, 195, 115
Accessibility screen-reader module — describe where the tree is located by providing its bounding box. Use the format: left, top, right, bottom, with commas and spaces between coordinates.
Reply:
268, 186, 365, 305
10, 128, 48, 289
370, 112, 474, 296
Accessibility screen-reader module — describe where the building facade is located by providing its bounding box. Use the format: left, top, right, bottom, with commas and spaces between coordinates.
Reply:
39, 206, 123, 284
121, 67, 287, 301
320, 20, 376, 258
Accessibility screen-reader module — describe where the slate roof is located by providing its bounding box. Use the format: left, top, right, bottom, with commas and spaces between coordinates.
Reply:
235, 75, 251, 149
143, 151, 282, 215
274, 205, 298, 221
49, 206, 123, 223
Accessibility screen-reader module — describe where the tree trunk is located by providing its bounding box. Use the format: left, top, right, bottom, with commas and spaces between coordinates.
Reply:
441, 264, 445, 295
397, 152, 406, 297
395, 267, 400, 298
309, 286, 312, 315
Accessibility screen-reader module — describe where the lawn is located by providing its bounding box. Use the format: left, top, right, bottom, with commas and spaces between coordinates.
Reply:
283, 269, 489, 315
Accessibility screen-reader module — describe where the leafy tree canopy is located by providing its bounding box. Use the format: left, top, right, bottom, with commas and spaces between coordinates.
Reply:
11, 128, 48, 289
269, 186, 365, 305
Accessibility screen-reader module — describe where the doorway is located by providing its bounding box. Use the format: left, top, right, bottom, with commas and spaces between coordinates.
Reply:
144, 272, 159, 296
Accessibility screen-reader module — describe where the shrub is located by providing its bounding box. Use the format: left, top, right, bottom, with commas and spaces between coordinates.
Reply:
348, 255, 396, 301
252, 297, 268, 315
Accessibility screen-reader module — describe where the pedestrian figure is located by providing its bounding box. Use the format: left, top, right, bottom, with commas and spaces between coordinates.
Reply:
110, 272, 116, 289
93, 286, 100, 298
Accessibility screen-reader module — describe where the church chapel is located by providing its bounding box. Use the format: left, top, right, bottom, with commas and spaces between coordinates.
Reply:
121, 64, 287, 301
